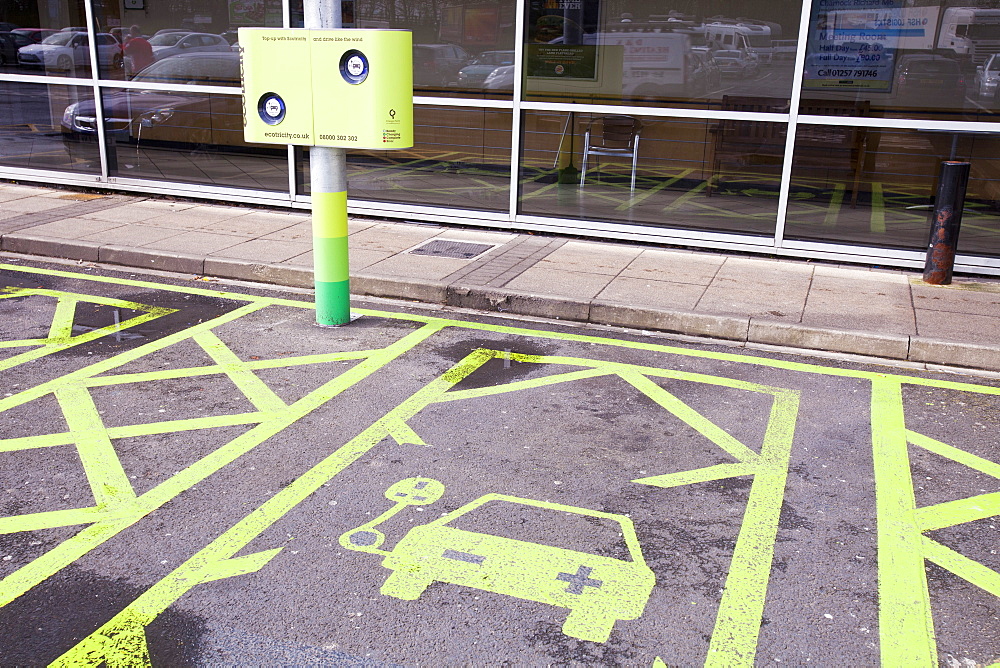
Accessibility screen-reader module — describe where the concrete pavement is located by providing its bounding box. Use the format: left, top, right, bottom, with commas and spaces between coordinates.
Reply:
1, 179, 999, 371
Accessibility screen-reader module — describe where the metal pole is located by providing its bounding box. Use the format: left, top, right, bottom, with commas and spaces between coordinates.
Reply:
305, 0, 351, 325
923, 161, 971, 286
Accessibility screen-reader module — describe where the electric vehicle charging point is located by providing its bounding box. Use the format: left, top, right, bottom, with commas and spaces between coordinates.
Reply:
311, 31, 414, 149
240, 27, 413, 325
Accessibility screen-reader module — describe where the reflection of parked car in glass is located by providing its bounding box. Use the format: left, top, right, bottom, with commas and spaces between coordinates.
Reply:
457, 50, 515, 87
18, 31, 122, 72
713, 49, 756, 77
482, 64, 514, 90
61, 52, 260, 161
975, 53, 1000, 98
0, 32, 33, 66
895, 54, 966, 105
10, 28, 59, 44
379, 493, 655, 643
413, 43, 470, 87
149, 32, 230, 61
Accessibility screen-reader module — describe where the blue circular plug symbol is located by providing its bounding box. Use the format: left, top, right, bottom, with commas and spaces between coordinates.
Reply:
340, 49, 369, 84
257, 92, 286, 125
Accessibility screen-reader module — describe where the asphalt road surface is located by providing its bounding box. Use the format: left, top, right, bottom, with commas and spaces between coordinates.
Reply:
0, 257, 998, 666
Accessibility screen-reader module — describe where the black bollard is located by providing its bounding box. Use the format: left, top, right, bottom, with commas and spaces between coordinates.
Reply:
923, 161, 971, 285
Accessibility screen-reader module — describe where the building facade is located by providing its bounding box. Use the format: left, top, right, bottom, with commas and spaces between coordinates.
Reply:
2, 0, 999, 274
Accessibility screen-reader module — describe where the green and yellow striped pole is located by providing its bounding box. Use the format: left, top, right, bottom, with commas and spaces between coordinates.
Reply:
307, 0, 350, 326
311, 186, 350, 326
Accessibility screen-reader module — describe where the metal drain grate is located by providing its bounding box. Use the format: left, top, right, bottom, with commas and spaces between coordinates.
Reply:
409, 239, 495, 259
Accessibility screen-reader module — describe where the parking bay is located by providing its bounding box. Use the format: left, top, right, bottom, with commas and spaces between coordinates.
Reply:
0, 260, 998, 666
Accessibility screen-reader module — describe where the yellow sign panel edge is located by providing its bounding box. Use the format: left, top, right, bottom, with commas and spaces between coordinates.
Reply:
239, 28, 315, 146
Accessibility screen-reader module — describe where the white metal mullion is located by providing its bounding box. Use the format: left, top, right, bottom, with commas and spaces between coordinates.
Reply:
798, 114, 1000, 132
518, 99, 789, 123
90, 79, 239, 95
506, 0, 527, 224
414, 95, 514, 109
83, 0, 110, 180
0, 72, 88, 85
773, 0, 816, 248
286, 145, 298, 199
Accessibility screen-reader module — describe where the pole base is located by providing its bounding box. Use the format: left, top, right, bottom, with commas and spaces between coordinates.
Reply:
314, 312, 362, 327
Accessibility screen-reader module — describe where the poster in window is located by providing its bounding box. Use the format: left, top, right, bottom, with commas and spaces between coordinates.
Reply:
525, 0, 600, 80
803, 0, 938, 92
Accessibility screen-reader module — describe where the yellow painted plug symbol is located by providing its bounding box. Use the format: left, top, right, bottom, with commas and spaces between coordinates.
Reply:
339, 477, 445, 554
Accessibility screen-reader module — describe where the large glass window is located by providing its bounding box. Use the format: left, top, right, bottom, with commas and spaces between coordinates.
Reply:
518, 111, 782, 237
1, 0, 93, 79
298, 105, 512, 212
799, 0, 1000, 122
785, 126, 1000, 257
522, 1, 802, 111
92, 0, 282, 81
80, 86, 288, 190
291, 0, 516, 99
0, 81, 100, 173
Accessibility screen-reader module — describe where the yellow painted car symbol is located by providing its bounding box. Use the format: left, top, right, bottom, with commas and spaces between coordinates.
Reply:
378, 492, 655, 643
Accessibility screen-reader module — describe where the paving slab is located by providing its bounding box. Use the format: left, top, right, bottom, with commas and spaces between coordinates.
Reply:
347, 219, 378, 234
193, 212, 294, 237
18, 217, 127, 239
3, 197, 78, 213
505, 267, 615, 300
914, 309, 1000, 346
208, 238, 313, 263
531, 240, 643, 275
150, 205, 254, 225
0, 184, 53, 201
696, 257, 813, 321
597, 275, 707, 311
619, 249, 726, 285
802, 274, 916, 334
911, 282, 1000, 317
348, 224, 442, 253
79, 224, 187, 247
364, 253, 479, 281
429, 229, 517, 245
131, 199, 198, 212
142, 230, 248, 255
78, 205, 181, 224
262, 222, 313, 242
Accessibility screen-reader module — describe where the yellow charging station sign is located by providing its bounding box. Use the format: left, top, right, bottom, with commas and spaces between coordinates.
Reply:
240, 28, 413, 149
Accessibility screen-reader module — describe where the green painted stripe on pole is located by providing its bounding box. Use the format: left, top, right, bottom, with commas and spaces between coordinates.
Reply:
315, 280, 350, 325
313, 236, 350, 283
311, 190, 350, 325
312, 191, 348, 239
